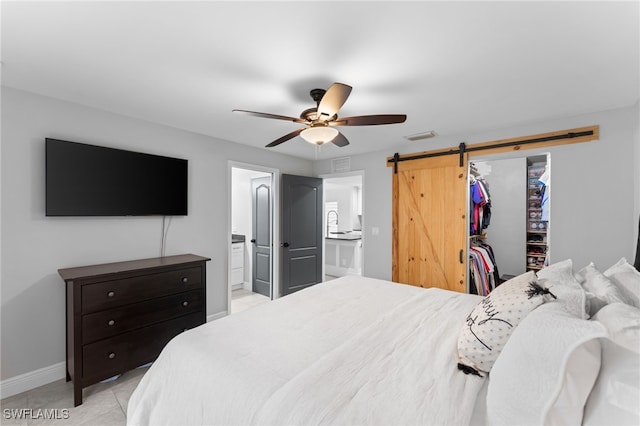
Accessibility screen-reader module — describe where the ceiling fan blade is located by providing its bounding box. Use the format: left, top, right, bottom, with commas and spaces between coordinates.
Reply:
317, 83, 352, 121
233, 109, 307, 124
331, 132, 349, 147
330, 114, 407, 126
265, 128, 306, 148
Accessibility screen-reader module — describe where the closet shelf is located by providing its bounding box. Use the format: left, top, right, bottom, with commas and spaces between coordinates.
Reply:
526, 158, 549, 273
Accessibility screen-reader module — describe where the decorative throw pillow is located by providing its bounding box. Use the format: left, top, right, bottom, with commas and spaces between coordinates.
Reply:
536, 259, 589, 319
457, 270, 553, 376
604, 258, 640, 308
575, 262, 628, 317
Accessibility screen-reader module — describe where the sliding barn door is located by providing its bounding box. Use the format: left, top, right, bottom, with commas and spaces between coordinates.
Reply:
392, 155, 468, 292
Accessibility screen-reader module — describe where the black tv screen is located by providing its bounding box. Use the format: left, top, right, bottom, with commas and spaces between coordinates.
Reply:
46, 138, 188, 216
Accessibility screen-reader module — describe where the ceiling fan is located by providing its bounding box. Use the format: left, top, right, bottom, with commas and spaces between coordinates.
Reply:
233, 82, 407, 148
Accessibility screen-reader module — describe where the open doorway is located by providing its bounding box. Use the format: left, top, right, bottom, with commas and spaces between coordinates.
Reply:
321, 172, 364, 281
229, 163, 278, 314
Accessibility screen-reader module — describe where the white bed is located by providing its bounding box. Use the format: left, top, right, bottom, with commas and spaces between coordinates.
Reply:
127, 260, 640, 426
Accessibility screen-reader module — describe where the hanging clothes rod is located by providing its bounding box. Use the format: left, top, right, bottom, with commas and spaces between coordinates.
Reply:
388, 129, 595, 173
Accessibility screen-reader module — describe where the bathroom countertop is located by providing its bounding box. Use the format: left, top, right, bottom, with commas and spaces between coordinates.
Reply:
325, 233, 361, 241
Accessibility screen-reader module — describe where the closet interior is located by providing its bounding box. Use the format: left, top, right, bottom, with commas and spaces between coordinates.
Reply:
467, 153, 550, 295
468, 163, 500, 296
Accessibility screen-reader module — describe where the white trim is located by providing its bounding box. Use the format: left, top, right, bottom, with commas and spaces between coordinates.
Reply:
0, 362, 66, 399
207, 311, 227, 322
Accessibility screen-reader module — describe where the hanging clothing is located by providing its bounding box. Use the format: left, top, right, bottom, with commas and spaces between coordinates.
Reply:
468, 243, 500, 296
469, 178, 492, 235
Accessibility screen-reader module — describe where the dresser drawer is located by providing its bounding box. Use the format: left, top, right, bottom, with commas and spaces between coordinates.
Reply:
82, 290, 203, 344
81, 267, 202, 313
82, 311, 203, 382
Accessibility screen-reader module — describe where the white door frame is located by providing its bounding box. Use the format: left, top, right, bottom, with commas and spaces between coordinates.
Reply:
319, 170, 365, 279
227, 161, 280, 315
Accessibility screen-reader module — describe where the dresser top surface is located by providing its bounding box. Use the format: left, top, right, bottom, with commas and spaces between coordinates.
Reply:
58, 254, 210, 281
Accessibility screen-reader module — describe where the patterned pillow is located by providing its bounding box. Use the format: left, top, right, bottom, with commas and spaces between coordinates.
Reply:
457, 271, 555, 376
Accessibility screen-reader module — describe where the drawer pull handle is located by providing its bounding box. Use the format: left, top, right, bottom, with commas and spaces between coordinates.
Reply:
108, 319, 115, 326
107, 291, 115, 298
108, 352, 116, 359
181, 277, 188, 284
182, 301, 189, 307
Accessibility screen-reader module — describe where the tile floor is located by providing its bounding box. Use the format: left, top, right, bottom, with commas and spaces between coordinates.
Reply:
0, 365, 148, 426
230, 288, 270, 313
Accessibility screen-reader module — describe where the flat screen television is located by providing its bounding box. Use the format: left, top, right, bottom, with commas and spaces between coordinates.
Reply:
46, 138, 188, 216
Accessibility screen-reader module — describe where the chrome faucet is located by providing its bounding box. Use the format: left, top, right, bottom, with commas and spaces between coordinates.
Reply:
326, 210, 338, 237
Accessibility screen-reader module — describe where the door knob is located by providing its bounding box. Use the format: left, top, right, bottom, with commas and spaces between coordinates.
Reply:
282, 242, 290, 248
250, 239, 256, 243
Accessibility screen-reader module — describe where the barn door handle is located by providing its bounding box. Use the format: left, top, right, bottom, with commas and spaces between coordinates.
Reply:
282, 242, 290, 248
459, 249, 464, 264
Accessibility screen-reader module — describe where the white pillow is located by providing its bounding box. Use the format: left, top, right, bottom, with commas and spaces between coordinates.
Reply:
457, 271, 550, 376
576, 262, 628, 317
594, 301, 640, 348
537, 259, 589, 319
604, 258, 640, 308
486, 302, 607, 426
583, 303, 640, 425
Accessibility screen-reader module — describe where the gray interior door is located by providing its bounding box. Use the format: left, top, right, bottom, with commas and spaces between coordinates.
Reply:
281, 174, 323, 296
251, 176, 271, 298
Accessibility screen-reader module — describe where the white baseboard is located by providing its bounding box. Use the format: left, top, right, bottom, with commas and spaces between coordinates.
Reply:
1, 361, 66, 400
207, 311, 227, 322
2, 313, 228, 399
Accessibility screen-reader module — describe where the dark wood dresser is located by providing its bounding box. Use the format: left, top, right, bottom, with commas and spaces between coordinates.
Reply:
58, 254, 210, 406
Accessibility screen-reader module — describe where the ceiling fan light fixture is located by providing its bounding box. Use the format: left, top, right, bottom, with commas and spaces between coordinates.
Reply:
300, 126, 339, 145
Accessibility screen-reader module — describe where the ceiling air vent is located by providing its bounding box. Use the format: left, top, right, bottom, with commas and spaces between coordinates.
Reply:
332, 157, 351, 173
404, 130, 437, 141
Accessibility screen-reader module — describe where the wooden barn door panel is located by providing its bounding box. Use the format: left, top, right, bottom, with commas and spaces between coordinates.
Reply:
392, 155, 467, 292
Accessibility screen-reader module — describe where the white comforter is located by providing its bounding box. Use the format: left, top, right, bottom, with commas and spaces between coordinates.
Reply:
127, 276, 485, 425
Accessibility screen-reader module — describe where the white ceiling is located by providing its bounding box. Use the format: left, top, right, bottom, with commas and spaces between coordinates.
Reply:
2, 1, 638, 161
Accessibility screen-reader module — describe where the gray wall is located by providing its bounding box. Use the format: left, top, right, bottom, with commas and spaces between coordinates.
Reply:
0, 87, 313, 381
314, 104, 639, 280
